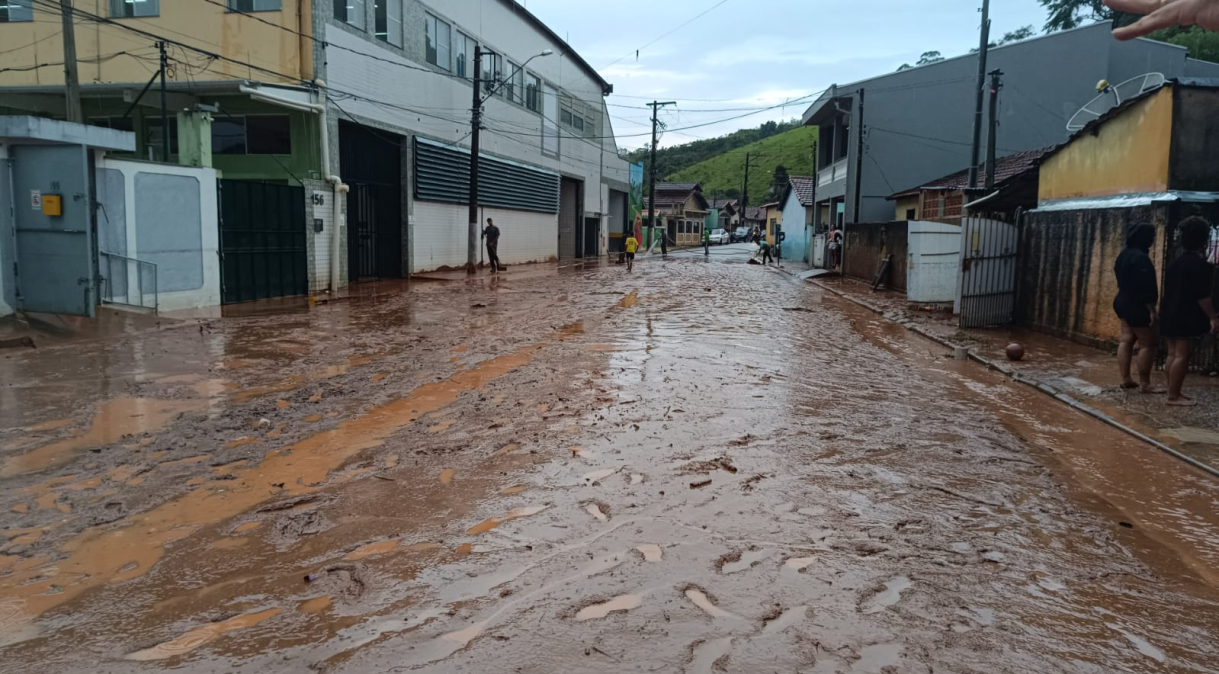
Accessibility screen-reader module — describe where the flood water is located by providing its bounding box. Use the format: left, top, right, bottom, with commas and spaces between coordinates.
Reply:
1, 259, 1218, 673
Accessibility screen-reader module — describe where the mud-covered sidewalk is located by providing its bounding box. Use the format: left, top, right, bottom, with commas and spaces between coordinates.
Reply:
2, 260, 1219, 673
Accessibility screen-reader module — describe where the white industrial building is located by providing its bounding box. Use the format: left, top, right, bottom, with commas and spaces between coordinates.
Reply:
321, 0, 630, 277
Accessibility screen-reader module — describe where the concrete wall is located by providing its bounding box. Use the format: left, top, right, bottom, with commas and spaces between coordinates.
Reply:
0, 0, 311, 87
412, 201, 558, 271
893, 195, 919, 220
808, 23, 1201, 224
0, 147, 12, 316
779, 194, 811, 262
95, 157, 221, 312
1018, 205, 1169, 345
302, 178, 340, 294
844, 221, 908, 292
1039, 87, 1173, 202
320, 0, 627, 273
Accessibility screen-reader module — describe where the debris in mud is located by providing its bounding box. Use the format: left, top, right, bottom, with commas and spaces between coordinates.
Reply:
690, 479, 712, 489
678, 458, 738, 476
728, 434, 755, 446
303, 564, 366, 603
256, 495, 327, 513
269, 509, 334, 550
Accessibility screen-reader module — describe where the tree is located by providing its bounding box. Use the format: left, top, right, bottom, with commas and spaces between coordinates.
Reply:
917, 51, 945, 65
769, 165, 790, 201
1000, 25, 1036, 44
1039, 0, 1135, 32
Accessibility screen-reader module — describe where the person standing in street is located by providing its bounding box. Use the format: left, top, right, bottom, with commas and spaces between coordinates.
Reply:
1113, 224, 1163, 393
625, 232, 639, 272
482, 218, 501, 273
1160, 217, 1219, 406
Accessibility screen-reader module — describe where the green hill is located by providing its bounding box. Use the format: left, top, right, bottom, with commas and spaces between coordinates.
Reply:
666, 125, 818, 206
623, 119, 802, 185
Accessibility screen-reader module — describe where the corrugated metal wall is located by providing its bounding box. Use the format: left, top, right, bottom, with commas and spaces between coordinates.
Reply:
414, 137, 559, 213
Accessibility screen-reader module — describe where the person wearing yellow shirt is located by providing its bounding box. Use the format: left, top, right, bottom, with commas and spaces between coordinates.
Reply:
625, 234, 639, 272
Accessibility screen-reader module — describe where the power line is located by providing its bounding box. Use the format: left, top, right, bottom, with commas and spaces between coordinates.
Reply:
0, 30, 62, 55
600, 0, 734, 69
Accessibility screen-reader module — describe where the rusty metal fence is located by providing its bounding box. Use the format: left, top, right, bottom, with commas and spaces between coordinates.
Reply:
958, 216, 1019, 328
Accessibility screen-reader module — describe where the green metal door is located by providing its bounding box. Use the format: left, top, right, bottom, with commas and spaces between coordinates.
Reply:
218, 180, 307, 304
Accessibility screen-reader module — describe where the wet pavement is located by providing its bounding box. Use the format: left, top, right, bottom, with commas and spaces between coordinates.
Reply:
2, 259, 1219, 673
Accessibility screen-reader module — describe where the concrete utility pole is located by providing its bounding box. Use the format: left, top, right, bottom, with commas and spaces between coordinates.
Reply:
467, 45, 483, 274
646, 100, 675, 254
985, 69, 1003, 190
741, 152, 763, 238
968, 0, 991, 188
59, 0, 83, 124
159, 41, 169, 162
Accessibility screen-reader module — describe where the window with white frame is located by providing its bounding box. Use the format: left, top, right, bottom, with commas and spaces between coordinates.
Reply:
453, 32, 471, 78
227, 0, 280, 11
110, 0, 158, 17
504, 61, 520, 104
513, 67, 525, 107
374, 0, 401, 46
482, 50, 502, 96
0, 0, 33, 21
425, 13, 450, 70
525, 73, 541, 112
334, 0, 365, 29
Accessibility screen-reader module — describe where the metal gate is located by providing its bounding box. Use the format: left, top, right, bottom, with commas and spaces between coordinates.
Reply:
582, 217, 599, 258
218, 180, 307, 304
958, 216, 1018, 328
12, 145, 97, 317
907, 220, 961, 304
340, 121, 403, 281
558, 178, 580, 260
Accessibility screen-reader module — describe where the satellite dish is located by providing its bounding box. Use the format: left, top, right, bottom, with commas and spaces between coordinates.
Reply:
1066, 73, 1165, 132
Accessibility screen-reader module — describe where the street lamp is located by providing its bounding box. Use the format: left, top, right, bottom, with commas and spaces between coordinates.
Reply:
466, 48, 554, 274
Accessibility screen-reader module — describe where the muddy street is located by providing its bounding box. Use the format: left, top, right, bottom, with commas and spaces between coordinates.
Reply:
3, 259, 1219, 673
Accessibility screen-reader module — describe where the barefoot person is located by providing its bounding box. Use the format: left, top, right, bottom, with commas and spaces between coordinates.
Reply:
625, 232, 639, 272
1113, 224, 1163, 392
1160, 217, 1219, 406
482, 218, 501, 273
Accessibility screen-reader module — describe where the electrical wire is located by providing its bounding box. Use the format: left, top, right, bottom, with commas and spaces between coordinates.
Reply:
599, 0, 734, 70
0, 30, 62, 55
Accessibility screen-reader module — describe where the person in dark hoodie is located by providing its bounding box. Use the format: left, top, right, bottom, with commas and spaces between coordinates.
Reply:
1113, 223, 1163, 393
1160, 217, 1219, 406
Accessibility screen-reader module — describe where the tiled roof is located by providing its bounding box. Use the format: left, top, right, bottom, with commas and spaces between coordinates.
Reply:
744, 207, 766, 221
655, 182, 701, 192
887, 148, 1053, 200
789, 176, 816, 206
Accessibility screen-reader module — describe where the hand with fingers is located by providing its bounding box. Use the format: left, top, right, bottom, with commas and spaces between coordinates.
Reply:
1106, 0, 1219, 39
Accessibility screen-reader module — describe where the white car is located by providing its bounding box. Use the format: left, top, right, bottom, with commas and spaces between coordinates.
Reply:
709, 228, 730, 245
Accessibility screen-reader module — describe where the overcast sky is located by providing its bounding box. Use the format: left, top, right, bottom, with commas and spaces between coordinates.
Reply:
521, 0, 1051, 151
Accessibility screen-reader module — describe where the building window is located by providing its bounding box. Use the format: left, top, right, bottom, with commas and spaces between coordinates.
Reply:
504, 60, 519, 103
227, 0, 280, 11
482, 50, 502, 96
334, 0, 364, 29
374, 0, 401, 46
0, 0, 33, 22
513, 67, 525, 107
145, 117, 179, 158
905, 208, 916, 220
525, 73, 541, 112
560, 96, 587, 134
110, 0, 158, 17
584, 112, 598, 138
211, 115, 292, 155
453, 32, 471, 78
425, 13, 449, 70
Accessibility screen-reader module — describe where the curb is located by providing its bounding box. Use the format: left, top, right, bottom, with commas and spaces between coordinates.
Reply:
808, 279, 1219, 480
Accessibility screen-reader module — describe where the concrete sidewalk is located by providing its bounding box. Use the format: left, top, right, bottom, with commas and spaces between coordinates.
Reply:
810, 276, 1219, 474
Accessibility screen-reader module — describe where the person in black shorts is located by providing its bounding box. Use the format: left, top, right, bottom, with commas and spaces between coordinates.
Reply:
1160, 216, 1219, 406
1112, 224, 1162, 393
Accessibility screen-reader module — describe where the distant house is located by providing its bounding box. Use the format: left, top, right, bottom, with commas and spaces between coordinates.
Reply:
761, 202, 782, 246
742, 206, 766, 233
710, 199, 741, 230
778, 176, 816, 262
645, 182, 711, 247
887, 148, 1050, 224
1022, 78, 1219, 348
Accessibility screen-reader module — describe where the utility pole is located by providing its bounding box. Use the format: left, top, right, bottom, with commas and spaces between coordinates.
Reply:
159, 41, 169, 162
59, 0, 82, 124
968, 0, 991, 188
742, 152, 763, 238
467, 45, 483, 274
646, 100, 675, 254
985, 69, 1003, 190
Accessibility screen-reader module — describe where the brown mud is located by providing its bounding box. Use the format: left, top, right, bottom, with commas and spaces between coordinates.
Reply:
0, 262, 1217, 673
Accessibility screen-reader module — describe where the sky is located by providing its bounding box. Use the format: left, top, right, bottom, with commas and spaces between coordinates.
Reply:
521, 0, 1052, 151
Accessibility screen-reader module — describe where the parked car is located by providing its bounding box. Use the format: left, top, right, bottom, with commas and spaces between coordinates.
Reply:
731, 227, 750, 243
709, 229, 730, 245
